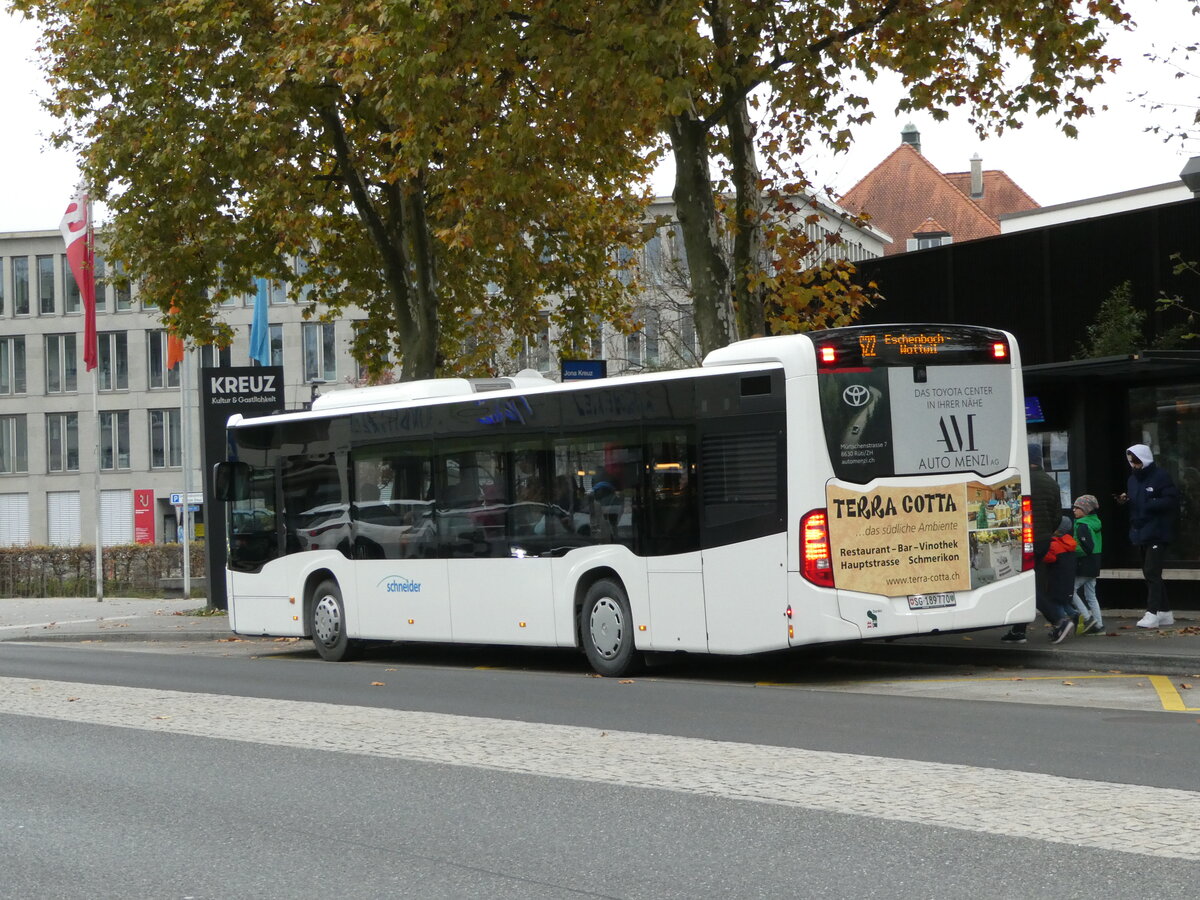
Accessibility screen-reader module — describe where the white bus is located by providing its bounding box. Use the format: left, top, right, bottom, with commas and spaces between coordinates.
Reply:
215, 324, 1034, 676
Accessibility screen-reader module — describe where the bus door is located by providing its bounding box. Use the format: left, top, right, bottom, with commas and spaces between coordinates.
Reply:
644, 429, 707, 652
439, 443, 557, 645
699, 418, 788, 654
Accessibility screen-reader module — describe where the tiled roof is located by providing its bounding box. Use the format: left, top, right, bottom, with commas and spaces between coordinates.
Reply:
913, 217, 949, 235
943, 170, 1039, 221
838, 143, 1039, 255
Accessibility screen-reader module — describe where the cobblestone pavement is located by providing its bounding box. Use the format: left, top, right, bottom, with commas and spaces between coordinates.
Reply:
3, 675, 1198, 861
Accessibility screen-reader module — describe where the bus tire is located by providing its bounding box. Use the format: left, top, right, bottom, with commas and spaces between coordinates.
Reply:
310, 579, 363, 662
581, 578, 639, 677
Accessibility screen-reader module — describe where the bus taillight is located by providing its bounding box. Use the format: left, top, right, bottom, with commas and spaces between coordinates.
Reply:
1021, 495, 1035, 570
801, 509, 835, 587
992, 341, 1008, 359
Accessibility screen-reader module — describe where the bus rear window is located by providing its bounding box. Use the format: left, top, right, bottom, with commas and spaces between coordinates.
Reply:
818, 362, 1014, 483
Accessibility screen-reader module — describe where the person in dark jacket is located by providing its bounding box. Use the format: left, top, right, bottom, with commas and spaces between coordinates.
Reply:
1117, 444, 1180, 629
1070, 494, 1104, 634
1002, 442, 1075, 643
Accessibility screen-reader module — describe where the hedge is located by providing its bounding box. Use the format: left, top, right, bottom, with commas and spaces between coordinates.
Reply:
0, 542, 207, 598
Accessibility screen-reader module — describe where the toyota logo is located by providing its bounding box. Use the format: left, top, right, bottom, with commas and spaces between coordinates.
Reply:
842, 384, 871, 407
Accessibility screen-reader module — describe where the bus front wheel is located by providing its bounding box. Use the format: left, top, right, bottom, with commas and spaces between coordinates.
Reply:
310, 579, 363, 661
581, 578, 639, 677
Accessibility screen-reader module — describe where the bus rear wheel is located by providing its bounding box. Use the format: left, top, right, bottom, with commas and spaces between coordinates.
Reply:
581, 578, 639, 677
310, 579, 363, 661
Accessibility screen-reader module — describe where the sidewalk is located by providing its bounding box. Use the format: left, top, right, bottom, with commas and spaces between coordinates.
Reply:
1, 598, 1198, 675
0, 597, 232, 643
841, 611, 1200, 676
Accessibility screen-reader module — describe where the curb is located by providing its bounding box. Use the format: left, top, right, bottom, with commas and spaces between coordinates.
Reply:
836, 640, 1200, 676
2, 629, 237, 644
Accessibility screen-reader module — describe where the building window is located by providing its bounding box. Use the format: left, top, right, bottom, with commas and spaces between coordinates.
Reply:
147, 330, 181, 389
0, 337, 26, 395
13, 257, 29, 315
0, 258, 5, 315
519, 316, 552, 373
200, 344, 232, 368
93, 256, 107, 313
0, 493, 30, 546
47, 491, 81, 546
0, 415, 28, 474
99, 410, 130, 470
98, 332, 129, 391
626, 310, 658, 368
150, 408, 182, 468
62, 254, 81, 314
679, 306, 697, 362
303, 322, 336, 382
37, 255, 55, 314
908, 233, 953, 251
269, 324, 283, 366
46, 412, 80, 473
114, 260, 132, 310
45, 334, 78, 393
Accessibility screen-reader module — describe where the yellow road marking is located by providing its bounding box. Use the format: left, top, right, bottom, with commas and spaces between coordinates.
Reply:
759, 672, 1200, 713
1149, 675, 1200, 711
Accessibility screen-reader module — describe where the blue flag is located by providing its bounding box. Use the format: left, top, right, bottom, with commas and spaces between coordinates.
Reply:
249, 278, 270, 366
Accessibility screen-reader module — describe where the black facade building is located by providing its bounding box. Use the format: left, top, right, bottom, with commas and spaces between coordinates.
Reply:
856, 195, 1200, 608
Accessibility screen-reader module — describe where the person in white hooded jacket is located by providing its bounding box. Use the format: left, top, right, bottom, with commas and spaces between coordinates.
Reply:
1116, 443, 1180, 628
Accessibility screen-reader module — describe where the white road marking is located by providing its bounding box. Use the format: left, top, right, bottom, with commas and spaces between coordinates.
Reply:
2, 675, 1198, 860
0, 616, 138, 632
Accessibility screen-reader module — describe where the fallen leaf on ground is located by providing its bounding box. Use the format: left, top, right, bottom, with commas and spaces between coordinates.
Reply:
1062, 681, 1075, 686
369, 682, 385, 687
619, 680, 635, 684
1180, 683, 1193, 690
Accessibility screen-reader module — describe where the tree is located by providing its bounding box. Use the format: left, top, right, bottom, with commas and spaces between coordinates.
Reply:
657, 1, 1133, 355
1076, 280, 1145, 358
15, 0, 676, 380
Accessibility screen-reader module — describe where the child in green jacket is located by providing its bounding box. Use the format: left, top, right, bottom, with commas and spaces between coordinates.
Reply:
1071, 494, 1104, 634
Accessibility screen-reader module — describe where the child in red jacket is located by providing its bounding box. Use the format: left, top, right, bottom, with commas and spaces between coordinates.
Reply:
1042, 516, 1079, 641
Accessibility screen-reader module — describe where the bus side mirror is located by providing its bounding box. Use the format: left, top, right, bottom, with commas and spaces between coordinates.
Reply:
213, 461, 251, 501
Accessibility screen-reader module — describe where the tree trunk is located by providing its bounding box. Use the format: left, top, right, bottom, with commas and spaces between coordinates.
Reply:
397, 173, 439, 381
726, 91, 767, 340
668, 112, 736, 356
317, 100, 438, 381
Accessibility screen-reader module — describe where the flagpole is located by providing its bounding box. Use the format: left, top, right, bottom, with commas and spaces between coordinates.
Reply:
89, 198, 103, 603
181, 346, 192, 599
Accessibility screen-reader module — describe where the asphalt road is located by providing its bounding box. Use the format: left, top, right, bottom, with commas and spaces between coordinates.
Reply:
2, 640, 1198, 898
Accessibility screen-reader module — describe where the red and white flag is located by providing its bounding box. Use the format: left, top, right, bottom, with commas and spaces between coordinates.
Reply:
60, 190, 98, 371
166, 304, 185, 370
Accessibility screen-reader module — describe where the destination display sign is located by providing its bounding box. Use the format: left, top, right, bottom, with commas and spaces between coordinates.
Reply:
813, 324, 1009, 368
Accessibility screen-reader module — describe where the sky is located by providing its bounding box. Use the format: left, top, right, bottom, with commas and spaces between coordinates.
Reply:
2, 2, 1198, 234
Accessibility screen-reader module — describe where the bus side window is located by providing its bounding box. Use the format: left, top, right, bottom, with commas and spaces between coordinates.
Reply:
647, 430, 699, 555
553, 435, 641, 550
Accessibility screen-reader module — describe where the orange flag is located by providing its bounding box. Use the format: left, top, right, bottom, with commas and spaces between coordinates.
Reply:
167, 304, 185, 370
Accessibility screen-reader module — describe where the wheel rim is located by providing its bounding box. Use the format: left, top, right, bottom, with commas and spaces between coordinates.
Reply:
313, 594, 342, 646
588, 596, 624, 660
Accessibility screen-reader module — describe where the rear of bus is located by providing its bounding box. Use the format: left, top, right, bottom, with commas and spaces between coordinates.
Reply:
794, 324, 1035, 643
